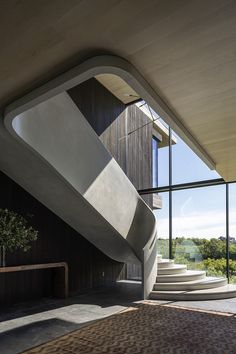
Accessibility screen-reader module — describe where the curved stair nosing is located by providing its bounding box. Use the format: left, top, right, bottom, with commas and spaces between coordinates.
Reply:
157, 260, 174, 268
153, 277, 227, 291
156, 271, 206, 283
157, 265, 187, 275
150, 285, 236, 301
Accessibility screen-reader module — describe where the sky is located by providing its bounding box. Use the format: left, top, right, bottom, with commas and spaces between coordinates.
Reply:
154, 132, 236, 239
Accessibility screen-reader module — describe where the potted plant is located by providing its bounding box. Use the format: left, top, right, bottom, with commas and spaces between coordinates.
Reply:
0, 208, 38, 267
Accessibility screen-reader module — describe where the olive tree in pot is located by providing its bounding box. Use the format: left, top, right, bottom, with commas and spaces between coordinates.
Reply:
0, 209, 38, 267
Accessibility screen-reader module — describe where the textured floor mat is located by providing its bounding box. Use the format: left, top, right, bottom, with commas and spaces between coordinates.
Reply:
22, 303, 236, 354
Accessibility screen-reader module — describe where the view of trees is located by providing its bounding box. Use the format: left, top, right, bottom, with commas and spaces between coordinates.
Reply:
157, 237, 236, 283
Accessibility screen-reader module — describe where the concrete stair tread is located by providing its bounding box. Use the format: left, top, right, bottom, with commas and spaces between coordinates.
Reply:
150, 284, 236, 300
158, 264, 186, 271
157, 264, 187, 275
153, 276, 227, 291
156, 284, 236, 294
157, 269, 205, 277
156, 270, 206, 283
158, 258, 174, 263
156, 276, 225, 285
157, 259, 174, 268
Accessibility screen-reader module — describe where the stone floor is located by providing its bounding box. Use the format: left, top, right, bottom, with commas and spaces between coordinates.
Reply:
2, 280, 236, 354
0, 280, 142, 354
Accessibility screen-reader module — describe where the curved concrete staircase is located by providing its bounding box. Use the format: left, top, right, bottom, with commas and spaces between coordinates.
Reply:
1, 90, 157, 299
150, 254, 236, 300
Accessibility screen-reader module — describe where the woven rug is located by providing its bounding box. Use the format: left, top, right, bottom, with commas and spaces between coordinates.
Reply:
22, 303, 236, 354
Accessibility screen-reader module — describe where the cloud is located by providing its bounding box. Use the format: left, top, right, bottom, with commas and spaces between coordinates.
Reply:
156, 208, 236, 239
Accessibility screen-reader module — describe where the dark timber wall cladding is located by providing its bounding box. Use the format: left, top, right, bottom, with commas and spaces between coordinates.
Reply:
68, 78, 153, 206
0, 142, 126, 304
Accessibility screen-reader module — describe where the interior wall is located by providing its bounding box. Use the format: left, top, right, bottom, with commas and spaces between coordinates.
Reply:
68, 78, 153, 206
0, 164, 125, 306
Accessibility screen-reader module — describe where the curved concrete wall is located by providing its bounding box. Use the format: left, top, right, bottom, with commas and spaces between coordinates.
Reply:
13, 93, 140, 241
12, 91, 156, 256
2, 55, 158, 298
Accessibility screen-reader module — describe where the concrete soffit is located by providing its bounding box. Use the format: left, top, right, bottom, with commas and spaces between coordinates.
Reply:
3, 55, 215, 170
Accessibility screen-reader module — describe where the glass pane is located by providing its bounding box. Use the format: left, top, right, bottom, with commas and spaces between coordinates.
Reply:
156, 118, 170, 187
172, 185, 226, 278
172, 132, 220, 185
158, 139, 169, 187
229, 183, 236, 283
153, 192, 169, 259
152, 137, 158, 187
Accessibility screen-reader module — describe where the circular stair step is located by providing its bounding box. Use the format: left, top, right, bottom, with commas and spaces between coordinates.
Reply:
157, 264, 187, 275
150, 284, 236, 301
153, 276, 227, 291
158, 259, 174, 268
156, 270, 206, 283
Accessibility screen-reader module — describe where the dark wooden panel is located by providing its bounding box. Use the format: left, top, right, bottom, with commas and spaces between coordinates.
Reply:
68, 78, 126, 140
126, 104, 153, 207
126, 104, 152, 190
0, 171, 125, 306
68, 78, 153, 207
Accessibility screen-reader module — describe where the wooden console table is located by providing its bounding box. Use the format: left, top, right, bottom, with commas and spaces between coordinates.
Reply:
0, 262, 69, 298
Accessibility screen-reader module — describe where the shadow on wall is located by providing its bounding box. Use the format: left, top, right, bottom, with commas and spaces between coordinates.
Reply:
68, 78, 126, 137
12, 92, 113, 196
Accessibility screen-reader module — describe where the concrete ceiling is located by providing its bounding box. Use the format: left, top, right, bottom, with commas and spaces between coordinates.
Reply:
1, 0, 236, 181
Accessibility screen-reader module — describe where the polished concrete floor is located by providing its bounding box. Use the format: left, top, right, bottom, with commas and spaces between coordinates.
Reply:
2, 280, 236, 354
0, 280, 142, 354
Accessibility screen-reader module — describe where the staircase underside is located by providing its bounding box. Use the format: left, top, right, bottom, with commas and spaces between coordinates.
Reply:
150, 255, 236, 301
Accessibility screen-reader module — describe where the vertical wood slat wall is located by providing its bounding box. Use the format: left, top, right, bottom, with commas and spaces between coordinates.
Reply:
0, 79, 132, 306
0, 171, 125, 306
68, 78, 153, 206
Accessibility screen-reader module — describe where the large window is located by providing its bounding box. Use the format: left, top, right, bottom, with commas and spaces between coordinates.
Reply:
172, 186, 226, 277
138, 119, 236, 281
154, 192, 169, 259
172, 132, 220, 184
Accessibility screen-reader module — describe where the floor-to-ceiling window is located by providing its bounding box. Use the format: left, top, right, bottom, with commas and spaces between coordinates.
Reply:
139, 118, 236, 281
172, 185, 226, 278
154, 192, 169, 259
